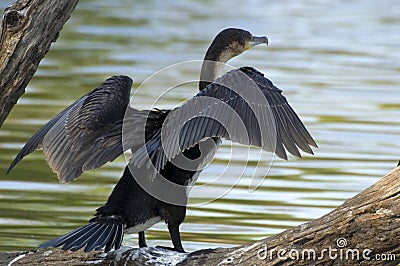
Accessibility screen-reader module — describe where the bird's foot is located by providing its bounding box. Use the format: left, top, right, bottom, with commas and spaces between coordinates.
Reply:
155, 245, 186, 253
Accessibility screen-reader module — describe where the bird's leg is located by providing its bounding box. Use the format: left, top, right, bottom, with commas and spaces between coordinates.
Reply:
156, 205, 186, 252
168, 223, 185, 252
138, 231, 147, 248
155, 223, 185, 253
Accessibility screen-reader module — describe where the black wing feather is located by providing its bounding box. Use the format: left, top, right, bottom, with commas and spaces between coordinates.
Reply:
8, 76, 133, 182
132, 67, 316, 172
7, 102, 77, 174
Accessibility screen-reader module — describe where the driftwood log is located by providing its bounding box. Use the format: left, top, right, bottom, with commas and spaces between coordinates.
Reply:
1, 167, 399, 265
0, 0, 79, 127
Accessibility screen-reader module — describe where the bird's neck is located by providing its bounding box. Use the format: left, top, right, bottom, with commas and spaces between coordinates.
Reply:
199, 48, 232, 91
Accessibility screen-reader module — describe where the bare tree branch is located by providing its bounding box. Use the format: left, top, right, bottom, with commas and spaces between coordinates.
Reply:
0, 0, 79, 127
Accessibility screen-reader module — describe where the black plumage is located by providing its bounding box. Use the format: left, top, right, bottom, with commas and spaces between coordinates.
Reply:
8, 28, 316, 253
132, 67, 316, 172
7, 75, 132, 183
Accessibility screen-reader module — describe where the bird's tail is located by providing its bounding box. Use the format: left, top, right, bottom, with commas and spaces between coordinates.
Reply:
39, 222, 124, 252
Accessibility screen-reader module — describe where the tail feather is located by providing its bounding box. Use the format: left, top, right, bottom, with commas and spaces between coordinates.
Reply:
39, 222, 124, 252
69, 223, 106, 252
116, 225, 124, 250
61, 223, 103, 250
39, 223, 93, 248
94, 224, 117, 249
85, 224, 114, 252
105, 224, 123, 252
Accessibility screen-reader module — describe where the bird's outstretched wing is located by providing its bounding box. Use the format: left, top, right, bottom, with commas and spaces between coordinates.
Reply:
8, 75, 133, 183
132, 67, 317, 172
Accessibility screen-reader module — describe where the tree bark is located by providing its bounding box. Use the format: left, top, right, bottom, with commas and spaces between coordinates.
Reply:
1, 167, 399, 265
0, 0, 79, 127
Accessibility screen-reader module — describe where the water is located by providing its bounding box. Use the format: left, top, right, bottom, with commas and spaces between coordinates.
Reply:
1, 0, 399, 252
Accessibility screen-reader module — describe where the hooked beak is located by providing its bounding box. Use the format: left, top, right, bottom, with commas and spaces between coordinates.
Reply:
250, 35, 269, 47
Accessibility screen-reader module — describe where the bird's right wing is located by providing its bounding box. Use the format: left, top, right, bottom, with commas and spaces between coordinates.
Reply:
132, 67, 317, 172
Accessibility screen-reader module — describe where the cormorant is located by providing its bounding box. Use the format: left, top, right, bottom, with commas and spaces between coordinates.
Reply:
7, 28, 317, 253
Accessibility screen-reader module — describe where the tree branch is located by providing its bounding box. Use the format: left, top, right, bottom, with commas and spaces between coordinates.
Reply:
1, 167, 399, 265
0, 0, 79, 127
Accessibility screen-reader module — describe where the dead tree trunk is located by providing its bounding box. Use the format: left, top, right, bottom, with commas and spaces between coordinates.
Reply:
1, 167, 399, 266
0, 0, 79, 127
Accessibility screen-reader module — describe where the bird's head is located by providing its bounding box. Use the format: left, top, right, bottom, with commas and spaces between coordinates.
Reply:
205, 28, 268, 62
200, 28, 268, 90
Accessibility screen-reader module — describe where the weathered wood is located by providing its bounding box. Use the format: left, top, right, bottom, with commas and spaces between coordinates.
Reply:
180, 167, 400, 266
0, 0, 79, 127
1, 167, 399, 265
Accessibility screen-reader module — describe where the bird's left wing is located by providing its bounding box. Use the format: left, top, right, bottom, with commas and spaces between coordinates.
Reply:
132, 67, 317, 172
8, 76, 133, 182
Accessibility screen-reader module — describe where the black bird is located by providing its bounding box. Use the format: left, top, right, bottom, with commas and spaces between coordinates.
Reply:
8, 28, 317, 253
